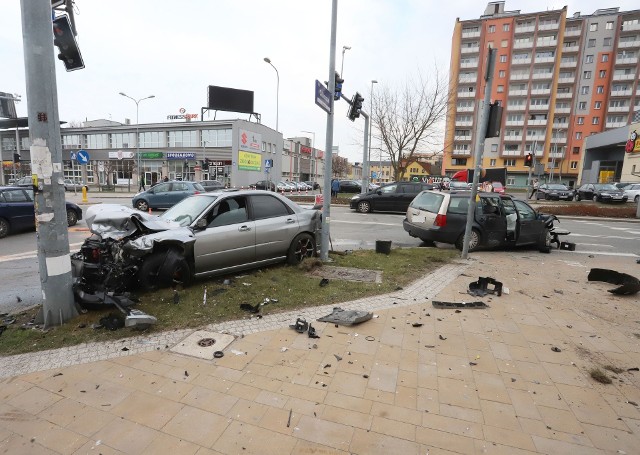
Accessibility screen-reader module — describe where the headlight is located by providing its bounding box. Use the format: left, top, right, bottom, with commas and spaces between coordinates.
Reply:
351, 195, 360, 200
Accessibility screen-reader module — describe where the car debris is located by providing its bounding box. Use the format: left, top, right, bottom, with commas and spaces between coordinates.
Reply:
468, 277, 503, 297
290, 318, 309, 333
308, 324, 320, 338
317, 307, 373, 326
319, 278, 330, 287
587, 268, 640, 295
432, 300, 488, 309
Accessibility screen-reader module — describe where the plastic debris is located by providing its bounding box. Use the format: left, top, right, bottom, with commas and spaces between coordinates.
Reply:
587, 268, 640, 295
317, 307, 373, 326
468, 277, 503, 297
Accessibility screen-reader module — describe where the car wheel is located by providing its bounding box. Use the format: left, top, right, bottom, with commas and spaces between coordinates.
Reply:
357, 200, 371, 213
544, 193, 550, 200
66, 209, 78, 227
138, 249, 191, 291
538, 229, 552, 253
136, 200, 149, 212
455, 229, 481, 252
592, 195, 598, 202
0, 218, 9, 239
419, 238, 436, 247
287, 233, 316, 265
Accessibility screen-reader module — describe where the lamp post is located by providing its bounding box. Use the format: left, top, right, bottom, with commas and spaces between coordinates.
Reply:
263, 57, 279, 132
369, 80, 378, 183
340, 45, 351, 77
119, 92, 155, 190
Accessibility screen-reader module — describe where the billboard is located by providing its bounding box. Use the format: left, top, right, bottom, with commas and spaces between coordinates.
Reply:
0, 92, 17, 119
207, 85, 254, 114
238, 151, 261, 171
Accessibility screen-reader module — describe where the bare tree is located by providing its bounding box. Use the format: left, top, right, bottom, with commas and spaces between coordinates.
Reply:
370, 70, 448, 182
332, 155, 350, 178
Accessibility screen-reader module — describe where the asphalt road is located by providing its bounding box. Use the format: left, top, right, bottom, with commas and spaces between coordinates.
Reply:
1, 199, 638, 314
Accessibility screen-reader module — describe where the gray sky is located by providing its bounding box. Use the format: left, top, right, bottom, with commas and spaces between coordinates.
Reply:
2, 1, 637, 163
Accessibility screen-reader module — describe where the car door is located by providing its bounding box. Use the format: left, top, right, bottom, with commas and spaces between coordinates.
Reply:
249, 194, 300, 261
0, 188, 35, 230
583, 184, 594, 199
475, 196, 506, 247
193, 195, 256, 274
373, 184, 399, 211
512, 200, 542, 246
168, 182, 191, 206
398, 183, 424, 212
147, 182, 170, 207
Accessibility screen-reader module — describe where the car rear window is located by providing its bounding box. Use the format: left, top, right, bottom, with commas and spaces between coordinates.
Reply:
409, 192, 444, 213
193, 183, 205, 191
447, 197, 470, 214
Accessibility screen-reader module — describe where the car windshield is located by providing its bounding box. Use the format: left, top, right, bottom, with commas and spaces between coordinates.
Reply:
160, 195, 216, 226
594, 184, 617, 191
547, 184, 568, 190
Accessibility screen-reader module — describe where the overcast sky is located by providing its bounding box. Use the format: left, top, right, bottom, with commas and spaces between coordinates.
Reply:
2, 1, 637, 163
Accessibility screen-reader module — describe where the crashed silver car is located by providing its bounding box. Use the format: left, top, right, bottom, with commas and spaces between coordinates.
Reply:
71, 190, 322, 301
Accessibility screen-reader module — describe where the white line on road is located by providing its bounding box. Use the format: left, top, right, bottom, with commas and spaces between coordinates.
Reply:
332, 220, 402, 227
568, 233, 638, 240
575, 243, 614, 248
559, 250, 639, 258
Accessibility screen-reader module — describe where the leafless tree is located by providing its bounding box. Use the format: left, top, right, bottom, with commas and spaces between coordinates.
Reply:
332, 155, 350, 178
370, 70, 448, 182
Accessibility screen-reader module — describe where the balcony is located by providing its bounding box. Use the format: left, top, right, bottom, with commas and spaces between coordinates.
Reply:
608, 106, 630, 112
456, 106, 474, 112
606, 121, 628, 128
616, 56, 638, 65
508, 89, 529, 96
452, 149, 471, 156
549, 151, 564, 159
555, 107, 571, 113
505, 120, 525, 126
457, 91, 475, 98
560, 60, 577, 68
558, 76, 575, 84
528, 119, 548, 126
461, 46, 480, 54
512, 57, 532, 65
514, 41, 533, 49
502, 149, 521, 156
536, 38, 558, 47
562, 45, 580, 53
534, 56, 555, 64
622, 22, 640, 32
455, 120, 473, 127
510, 73, 530, 80
613, 73, 636, 81
552, 122, 569, 128
459, 75, 477, 83
530, 88, 551, 95
554, 137, 567, 144
462, 30, 481, 38
556, 92, 573, 99
526, 134, 546, 141
564, 29, 581, 37
618, 40, 640, 49
515, 25, 535, 34
507, 103, 526, 111
611, 89, 633, 97
504, 135, 523, 141
460, 61, 479, 68
539, 23, 559, 31
531, 72, 553, 80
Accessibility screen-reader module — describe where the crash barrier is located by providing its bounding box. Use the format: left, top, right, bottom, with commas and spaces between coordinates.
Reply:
375, 240, 392, 254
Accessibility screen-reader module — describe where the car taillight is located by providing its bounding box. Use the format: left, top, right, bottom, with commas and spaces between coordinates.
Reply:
194, 191, 201, 194
434, 214, 447, 227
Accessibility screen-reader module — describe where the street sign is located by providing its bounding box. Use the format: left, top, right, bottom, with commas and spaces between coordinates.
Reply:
265, 159, 273, 169
70, 151, 76, 161
315, 80, 332, 114
76, 149, 89, 164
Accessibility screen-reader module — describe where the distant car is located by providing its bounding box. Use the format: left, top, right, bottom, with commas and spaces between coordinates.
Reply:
0, 186, 82, 238
490, 182, 505, 194
535, 183, 574, 201
132, 181, 205, 211
575, 183, 627, 203
350, 181, 434, 213
403, 190, 552, 252
63, 179, 89, 192
276, 181, 293, 192
13, 176, 33, 187
304, 181, 321, 190
615, 182, 634, 190
622, 183, 640, 203
252, 180, 276, 191
449, 181, 471, 191
199, 180, 225, 192
338, 180, 362, 193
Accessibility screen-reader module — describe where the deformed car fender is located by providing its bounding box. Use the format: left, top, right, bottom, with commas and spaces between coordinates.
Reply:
123, 228, 196, 257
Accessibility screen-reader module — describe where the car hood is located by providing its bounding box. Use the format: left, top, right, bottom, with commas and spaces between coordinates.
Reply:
84, 204, 193, 243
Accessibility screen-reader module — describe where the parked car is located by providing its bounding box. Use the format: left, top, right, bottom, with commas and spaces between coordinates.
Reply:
403, 190, 552, 252
350, 181, 434, 213
199, 180, 225, 192
338, 180, 362, 193
535, 183, 574, 201
575, 183, 628, 203
252, 180, 276, 191
449, 181, 471, 191
490, 182, 505, 194
70, 190, 322, 298
615, 182, 634, 190
276, 181, 292, 192
63, 179, 89, 192
13, 176, 33, 187
0, 186, 82, 238
622, 183, 640, 203
304, 181, 321, 190
132, 181, 205, 211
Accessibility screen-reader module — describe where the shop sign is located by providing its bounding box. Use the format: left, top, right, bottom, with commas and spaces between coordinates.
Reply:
301, 145, 312, 154
626, 129, 640, 154
238, 151, 261, 171
316, 150, 324, 159
167, 152, 196, 160
140, 151, 164, 159
208, 160, 231, 166
167, 107, 198, 120
108, 151, 135, 159
239, 129, 261, 152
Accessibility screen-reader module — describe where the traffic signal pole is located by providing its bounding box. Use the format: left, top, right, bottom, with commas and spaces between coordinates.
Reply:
320, 0, 338, 261
20, 0, 77, 326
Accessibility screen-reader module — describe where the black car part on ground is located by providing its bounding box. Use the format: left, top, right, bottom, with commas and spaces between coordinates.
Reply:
317, 307, 373, 325
432, 301, 488, 309
587, 268, 640, 295
468, 277, 503, 297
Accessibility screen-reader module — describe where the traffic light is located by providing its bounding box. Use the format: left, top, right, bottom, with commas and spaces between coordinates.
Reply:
52, 14, 84, 71
347, 92, 365, 121
524, 153, 533, 167
334, 72, 344, 100
201, 160, 209, 171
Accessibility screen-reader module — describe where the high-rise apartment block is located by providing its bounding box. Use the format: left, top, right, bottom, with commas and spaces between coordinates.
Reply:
443, 1, 640, 187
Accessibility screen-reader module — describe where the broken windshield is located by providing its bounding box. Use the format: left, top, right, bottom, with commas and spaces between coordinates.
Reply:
161, 195, 217, 226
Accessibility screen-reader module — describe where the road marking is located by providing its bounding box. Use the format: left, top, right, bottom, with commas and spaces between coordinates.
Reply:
332, 220, 402, 227
559, 250, 639, 258
575, 243, 614, 248
0, 242, 84, 263
568, 233, 638, 240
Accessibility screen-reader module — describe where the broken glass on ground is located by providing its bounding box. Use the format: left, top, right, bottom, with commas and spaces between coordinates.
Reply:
432, 300, 488, 309
317, 307, 373, 326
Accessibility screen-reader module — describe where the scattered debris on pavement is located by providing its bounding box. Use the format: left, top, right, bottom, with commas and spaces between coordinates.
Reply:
551, 346, 562, 352
290, 318, 309, 333
317, 307, 373, 326
468, 277, 503, 297
432, 301, 488, 309
587, 268, 640, 295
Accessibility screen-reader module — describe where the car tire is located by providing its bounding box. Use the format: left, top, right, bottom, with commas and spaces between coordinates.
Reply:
455, 229, 481, 252
544, 193, 550, 200
0, 218, 9, 239
419, 238, 436, 247
287, 233, 316, 265
592, 195, 598, 202
538, 229, 552, 253
66, 209, 78, 227
136, 200, 149, 212
138, 249, 191, 291
635, 195, 639, 203
357, 201, 371, 213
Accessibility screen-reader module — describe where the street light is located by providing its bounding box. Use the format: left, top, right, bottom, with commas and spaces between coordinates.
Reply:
369, 80, 377, 183
301, 130, 316, 182
340, 45, 351, 77
119, 92, 155, 190
263, 57, 279, 132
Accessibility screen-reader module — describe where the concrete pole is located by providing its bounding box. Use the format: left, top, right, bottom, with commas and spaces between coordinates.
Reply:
320, 0, 338, 261
20, 0, 77, 325
361, 112, 370, 194
461, 48, 497, 260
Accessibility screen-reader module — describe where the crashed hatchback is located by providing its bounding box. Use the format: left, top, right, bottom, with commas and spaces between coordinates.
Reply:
71, 190, 322, 302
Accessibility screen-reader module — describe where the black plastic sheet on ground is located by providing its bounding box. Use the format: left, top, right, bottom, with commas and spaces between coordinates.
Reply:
587, 268, 640, 295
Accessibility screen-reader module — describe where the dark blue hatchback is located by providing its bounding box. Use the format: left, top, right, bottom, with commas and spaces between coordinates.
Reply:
132, 181, 206, 211
0, 186, 83, 238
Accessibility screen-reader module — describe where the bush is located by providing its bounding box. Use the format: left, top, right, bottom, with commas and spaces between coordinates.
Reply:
538, 203, 637, 218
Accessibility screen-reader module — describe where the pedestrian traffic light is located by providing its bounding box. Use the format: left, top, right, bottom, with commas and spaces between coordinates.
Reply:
347, 92, 365, 121
524, 153, 533, 167
52, 14, 85, 71
334, 72, 344, 101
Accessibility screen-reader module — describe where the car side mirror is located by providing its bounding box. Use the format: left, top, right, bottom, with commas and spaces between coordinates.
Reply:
196, 218, 207, 229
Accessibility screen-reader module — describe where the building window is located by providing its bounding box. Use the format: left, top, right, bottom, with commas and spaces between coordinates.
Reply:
202, 129, 232, 147
504, 159, 516, 167
576, 132, 582, 139
589, 23, 598, 32
585, 55, 593, 63
602, 54, 609, 62
62, 134, 82, 148
491, 144, 498, 152
452, 158, 467, 166
168, 130, 197, 147
606, 21, 614, 30
86, 134, 109, 149
594, 101, 602, 109
499, 70, 506, 78
490, 159, 497, 166
572, 147, 580, 154
500, 55, 507, 63
488, 25, 496, 33
261, 142, 266, 152
599, 70, 606, 78
578, 101, 587, 110
570, 161, 578, 169
581, 86, 589, 95
497, 85, 504, 93
592, 117, 600, 125
596, 86, 604, 94
583, 71, 591, 79
577, 117, 584, 124
507, 177, 515, 186
503, 24, 510, 32
111, 133, 134, 149
139, 131, 164, 148
588, 39, 596, 48
603, 37, 612, 46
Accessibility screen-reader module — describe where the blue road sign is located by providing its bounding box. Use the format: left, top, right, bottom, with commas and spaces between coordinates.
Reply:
77, 149, 90, 164
315, 80, 332, 114
265, 159, 273, 169
70, 151, 77, 161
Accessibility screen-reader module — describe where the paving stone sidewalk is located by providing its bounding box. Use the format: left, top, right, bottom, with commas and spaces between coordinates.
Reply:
1, 252, 639, 454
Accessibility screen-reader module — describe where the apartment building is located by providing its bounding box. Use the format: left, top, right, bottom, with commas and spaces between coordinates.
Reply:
443, 1, 640, 187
